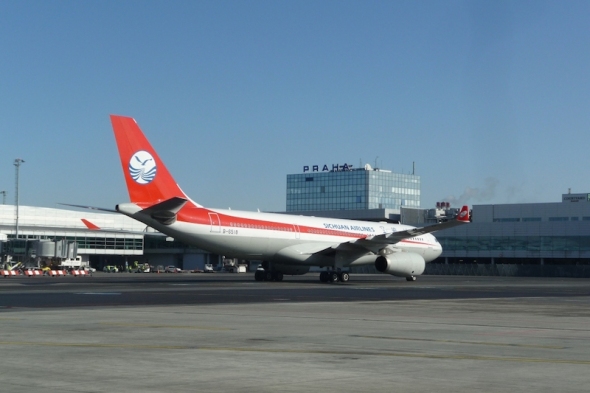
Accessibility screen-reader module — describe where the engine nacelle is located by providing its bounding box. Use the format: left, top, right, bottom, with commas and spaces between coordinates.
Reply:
374, 253, 425, 278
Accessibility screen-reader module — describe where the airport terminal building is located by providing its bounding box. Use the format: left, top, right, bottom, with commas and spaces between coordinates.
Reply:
428, 193, 590, 276
0, 205, 217, 271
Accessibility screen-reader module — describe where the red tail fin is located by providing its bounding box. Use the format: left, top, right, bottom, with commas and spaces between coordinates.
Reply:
81, 219, 100, 230
457, 205, 471, 222
110, 115, 191, 206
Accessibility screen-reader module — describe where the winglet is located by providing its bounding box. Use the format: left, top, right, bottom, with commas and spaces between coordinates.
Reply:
81, 218, 100, 230
457, 205, 470, 223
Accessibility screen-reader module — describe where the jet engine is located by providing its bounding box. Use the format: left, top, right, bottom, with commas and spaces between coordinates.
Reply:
374, 253, 425, 278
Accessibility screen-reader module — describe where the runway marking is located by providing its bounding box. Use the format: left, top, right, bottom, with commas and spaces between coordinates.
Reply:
0, 341, 586, 364
350, 335, 566, 349
0, 341, 190, 350
100, 322, 233, 331
76, 292, 122, 295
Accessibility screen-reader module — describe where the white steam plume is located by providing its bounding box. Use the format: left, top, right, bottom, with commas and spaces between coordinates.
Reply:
442, 177, 499, 206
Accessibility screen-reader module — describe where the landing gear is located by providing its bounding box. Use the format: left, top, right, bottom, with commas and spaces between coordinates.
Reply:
406, 276, 416, 281
319, 270, 350, 283
254, 269, 284, 282
254, 270, 265, 281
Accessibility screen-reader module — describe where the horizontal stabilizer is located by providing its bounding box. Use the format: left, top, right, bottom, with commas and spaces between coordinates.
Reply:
141, 197, 188, 225
142, 197, 188, 214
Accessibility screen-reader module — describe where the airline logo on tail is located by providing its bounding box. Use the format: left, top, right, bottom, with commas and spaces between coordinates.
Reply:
129, 150, 157, 184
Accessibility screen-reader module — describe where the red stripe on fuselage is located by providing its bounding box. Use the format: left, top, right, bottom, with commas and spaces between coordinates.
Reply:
175, 207, 367, 239
399, 239, 435, 246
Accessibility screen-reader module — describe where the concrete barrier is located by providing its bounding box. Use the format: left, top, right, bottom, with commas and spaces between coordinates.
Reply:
70, 270, 89, 276
1, 270, 19, 277
25, 270, 43, 277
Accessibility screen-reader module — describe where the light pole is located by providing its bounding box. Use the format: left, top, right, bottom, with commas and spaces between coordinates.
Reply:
14, 159, 24, 239
0, 191, 5, 205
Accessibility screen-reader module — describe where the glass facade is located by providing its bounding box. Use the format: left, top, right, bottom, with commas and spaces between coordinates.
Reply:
286, 169, 420, 211
439, 236, 590, 253
4, 235, 143, 254
144, 235, 199, 250
434, 202, 590, 265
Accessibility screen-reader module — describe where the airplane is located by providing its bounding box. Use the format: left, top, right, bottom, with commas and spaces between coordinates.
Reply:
110, 115, 470, 283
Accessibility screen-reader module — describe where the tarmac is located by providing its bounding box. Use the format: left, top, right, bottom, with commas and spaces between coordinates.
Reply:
0, 273, 589, 392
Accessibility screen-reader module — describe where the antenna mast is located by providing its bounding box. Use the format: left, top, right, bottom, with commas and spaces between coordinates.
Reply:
14, 158, 25, 238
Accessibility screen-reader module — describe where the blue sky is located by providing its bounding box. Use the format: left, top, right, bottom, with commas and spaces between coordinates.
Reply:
0, 0, 589, 212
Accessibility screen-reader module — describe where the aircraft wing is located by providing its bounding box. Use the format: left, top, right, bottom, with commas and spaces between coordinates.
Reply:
59, 203, 118, 213
361, 205, 470, 245
276, 205, 471, 258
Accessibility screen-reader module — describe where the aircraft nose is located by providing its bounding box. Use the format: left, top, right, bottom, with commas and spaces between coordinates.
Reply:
435, 245, 442, 258
430, 241, 443, 260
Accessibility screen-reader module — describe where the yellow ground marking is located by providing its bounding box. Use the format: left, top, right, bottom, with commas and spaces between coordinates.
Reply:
100, 322, 233, 331
0, 341, 587, 365
0, 341, 189, 350
351, 335, 565, 349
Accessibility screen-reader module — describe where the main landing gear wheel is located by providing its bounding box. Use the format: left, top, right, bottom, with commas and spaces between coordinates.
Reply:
406, 276, 416, 281
319, 271, 350, 283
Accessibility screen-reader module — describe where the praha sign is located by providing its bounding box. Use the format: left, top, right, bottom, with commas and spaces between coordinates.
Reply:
303, 163, 354, 173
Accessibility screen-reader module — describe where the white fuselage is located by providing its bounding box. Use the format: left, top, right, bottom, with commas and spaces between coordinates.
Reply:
119, 203, 443, 267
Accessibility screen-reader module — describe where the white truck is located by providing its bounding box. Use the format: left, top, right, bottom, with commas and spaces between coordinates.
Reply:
59, 256, 92, 270
222, 258, 247, 273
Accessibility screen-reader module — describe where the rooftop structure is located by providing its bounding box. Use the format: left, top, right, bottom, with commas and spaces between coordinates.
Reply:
286, 163, 420, 213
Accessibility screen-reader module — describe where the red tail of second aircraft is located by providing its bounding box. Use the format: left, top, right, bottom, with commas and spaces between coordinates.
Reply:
457, 205, 471, 223
110, 115, 191, 206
